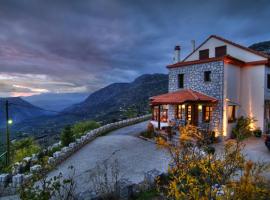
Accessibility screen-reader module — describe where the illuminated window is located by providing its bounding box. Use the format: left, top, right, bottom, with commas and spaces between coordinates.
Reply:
228, 105, 236, 123
152, 106, 168, 122
203, 106, 212, 122
176, 105, 185, 119
187, 105, 192, 122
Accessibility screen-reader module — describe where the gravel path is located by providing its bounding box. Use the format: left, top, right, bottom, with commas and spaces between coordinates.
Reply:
47, 121, 170, 193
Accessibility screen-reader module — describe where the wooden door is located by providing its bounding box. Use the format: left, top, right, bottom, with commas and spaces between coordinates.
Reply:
186, 104, 198, 126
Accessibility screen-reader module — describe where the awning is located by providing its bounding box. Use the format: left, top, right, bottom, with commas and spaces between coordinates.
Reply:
150, 89, 218, 106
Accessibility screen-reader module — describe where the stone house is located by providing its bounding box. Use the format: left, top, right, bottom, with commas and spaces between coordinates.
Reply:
150, 35, 270, 138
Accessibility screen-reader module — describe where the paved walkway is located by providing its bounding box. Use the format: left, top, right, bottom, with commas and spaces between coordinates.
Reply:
47, 121, 170, 194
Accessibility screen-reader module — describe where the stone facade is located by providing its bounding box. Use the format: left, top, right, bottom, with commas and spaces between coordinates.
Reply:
168, 61, 224, 135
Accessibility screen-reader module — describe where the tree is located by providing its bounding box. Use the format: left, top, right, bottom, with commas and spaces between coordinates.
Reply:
60, 126, 74, 147
71, 120, 100, 138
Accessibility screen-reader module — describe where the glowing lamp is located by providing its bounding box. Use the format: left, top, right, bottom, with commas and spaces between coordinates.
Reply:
181, 104, 185, 108
8, 119, 13, 125
198, 104, 202, 111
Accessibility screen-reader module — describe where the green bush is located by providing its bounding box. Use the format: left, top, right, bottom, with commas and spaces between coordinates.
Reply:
60, 125, 75, 147
253, 129, 262, 137
71, 120, 100, 138
11, 138, 41, 163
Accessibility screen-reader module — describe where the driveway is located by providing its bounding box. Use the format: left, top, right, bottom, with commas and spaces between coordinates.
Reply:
47, 121, 170, 194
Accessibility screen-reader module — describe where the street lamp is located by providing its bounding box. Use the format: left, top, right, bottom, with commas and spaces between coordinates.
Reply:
8, 119, 13, 125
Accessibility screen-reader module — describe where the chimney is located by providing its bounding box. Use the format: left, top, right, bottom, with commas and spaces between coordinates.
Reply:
191, 40, 196, 51
173, 45, 181, 63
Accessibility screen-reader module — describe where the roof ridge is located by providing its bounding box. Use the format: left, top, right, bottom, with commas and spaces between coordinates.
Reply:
187, 89, 199, 100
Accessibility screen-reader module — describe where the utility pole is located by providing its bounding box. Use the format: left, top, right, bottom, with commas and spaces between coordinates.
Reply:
5, 100, 10, 166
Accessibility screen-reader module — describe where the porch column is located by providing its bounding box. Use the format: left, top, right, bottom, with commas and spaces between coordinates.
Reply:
158, 105, 161, 130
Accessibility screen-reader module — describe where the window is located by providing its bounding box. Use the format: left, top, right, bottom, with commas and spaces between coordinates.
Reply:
267, 74, 270, 89
176, 105, 185, 120
204, 71, 211, 82
203, 106, 213, 122
187, 105, 192, 122
152, 105, 168, 122
178, 74, 184, 88
199, 49, 209, 60
215, 45, 227, 57
228, 105, 236, 123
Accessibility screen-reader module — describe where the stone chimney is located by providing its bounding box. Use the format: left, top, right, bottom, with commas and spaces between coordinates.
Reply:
173, 45, 181, 63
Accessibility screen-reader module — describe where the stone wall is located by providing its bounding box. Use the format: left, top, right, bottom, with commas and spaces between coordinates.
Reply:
0, 115, 151, 197
168, 61, 224, 135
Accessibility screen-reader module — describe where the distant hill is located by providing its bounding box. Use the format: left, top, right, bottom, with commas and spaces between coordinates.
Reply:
249, 41, 270, 55
23, 93, 88, 111
0, 97, 46, 128
64, 73, 168, 121
12, 73, 168, 142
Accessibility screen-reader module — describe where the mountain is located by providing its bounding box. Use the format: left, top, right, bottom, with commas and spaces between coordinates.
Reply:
23, 93, 88, 111
249, 41, 270, 55
0, 97, 46, 128
13, 74, 168, 141
63, 73, 168, 122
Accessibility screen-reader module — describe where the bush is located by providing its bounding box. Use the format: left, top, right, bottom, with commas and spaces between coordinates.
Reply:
231, 116, 256, 140
140, 122, 155, 138
71, 120, 100, 138
253, 129, 262, 137
60, 125, 75, 147
11, 138, 41, 163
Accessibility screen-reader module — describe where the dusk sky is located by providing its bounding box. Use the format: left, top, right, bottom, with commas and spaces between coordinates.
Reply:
0, 0, 269, 97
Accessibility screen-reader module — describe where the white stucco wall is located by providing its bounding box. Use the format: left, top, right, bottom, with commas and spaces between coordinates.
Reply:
223, 63, 241, 136
264, 66, 270, 100
239, 65, 265, 131
185, 37, 267, 62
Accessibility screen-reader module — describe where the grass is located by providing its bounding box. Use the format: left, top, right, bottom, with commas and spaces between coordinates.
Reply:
134, 189, 162, 200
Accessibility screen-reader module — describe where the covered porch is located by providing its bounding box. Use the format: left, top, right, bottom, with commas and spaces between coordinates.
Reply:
150, 89, 218, 131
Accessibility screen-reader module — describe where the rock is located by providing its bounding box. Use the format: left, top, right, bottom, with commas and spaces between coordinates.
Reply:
30, 165, 42, 173
48, 157, 55, 164
0, 174, 10, 186
12, 174, 24, 187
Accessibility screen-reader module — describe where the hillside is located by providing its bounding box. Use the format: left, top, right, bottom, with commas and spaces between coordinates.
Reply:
23, 93, 88, 111
249, 41, 270, 55
0, 97, 46, 128
64, 73, 168, 121
12, 74, 168, 142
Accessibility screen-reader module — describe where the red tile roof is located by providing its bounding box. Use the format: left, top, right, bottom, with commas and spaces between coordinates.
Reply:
150, 89, 218, 105
182, 35, 270, 62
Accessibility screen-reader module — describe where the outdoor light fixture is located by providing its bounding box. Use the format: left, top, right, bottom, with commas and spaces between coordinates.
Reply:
8, 119, 13, 125
198, 105, 202, 110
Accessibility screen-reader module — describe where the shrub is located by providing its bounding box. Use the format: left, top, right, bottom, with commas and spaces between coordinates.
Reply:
60, 125, 75, 147
231, 116, 256, 140
11, 137, 41, 163
253, 129, 262, 137
141, 122, 155, 138
156, 125, 270, 199
71, 120, 100, 138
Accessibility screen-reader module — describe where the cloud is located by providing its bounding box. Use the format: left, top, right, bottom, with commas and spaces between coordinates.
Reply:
0, 0, 269, 97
